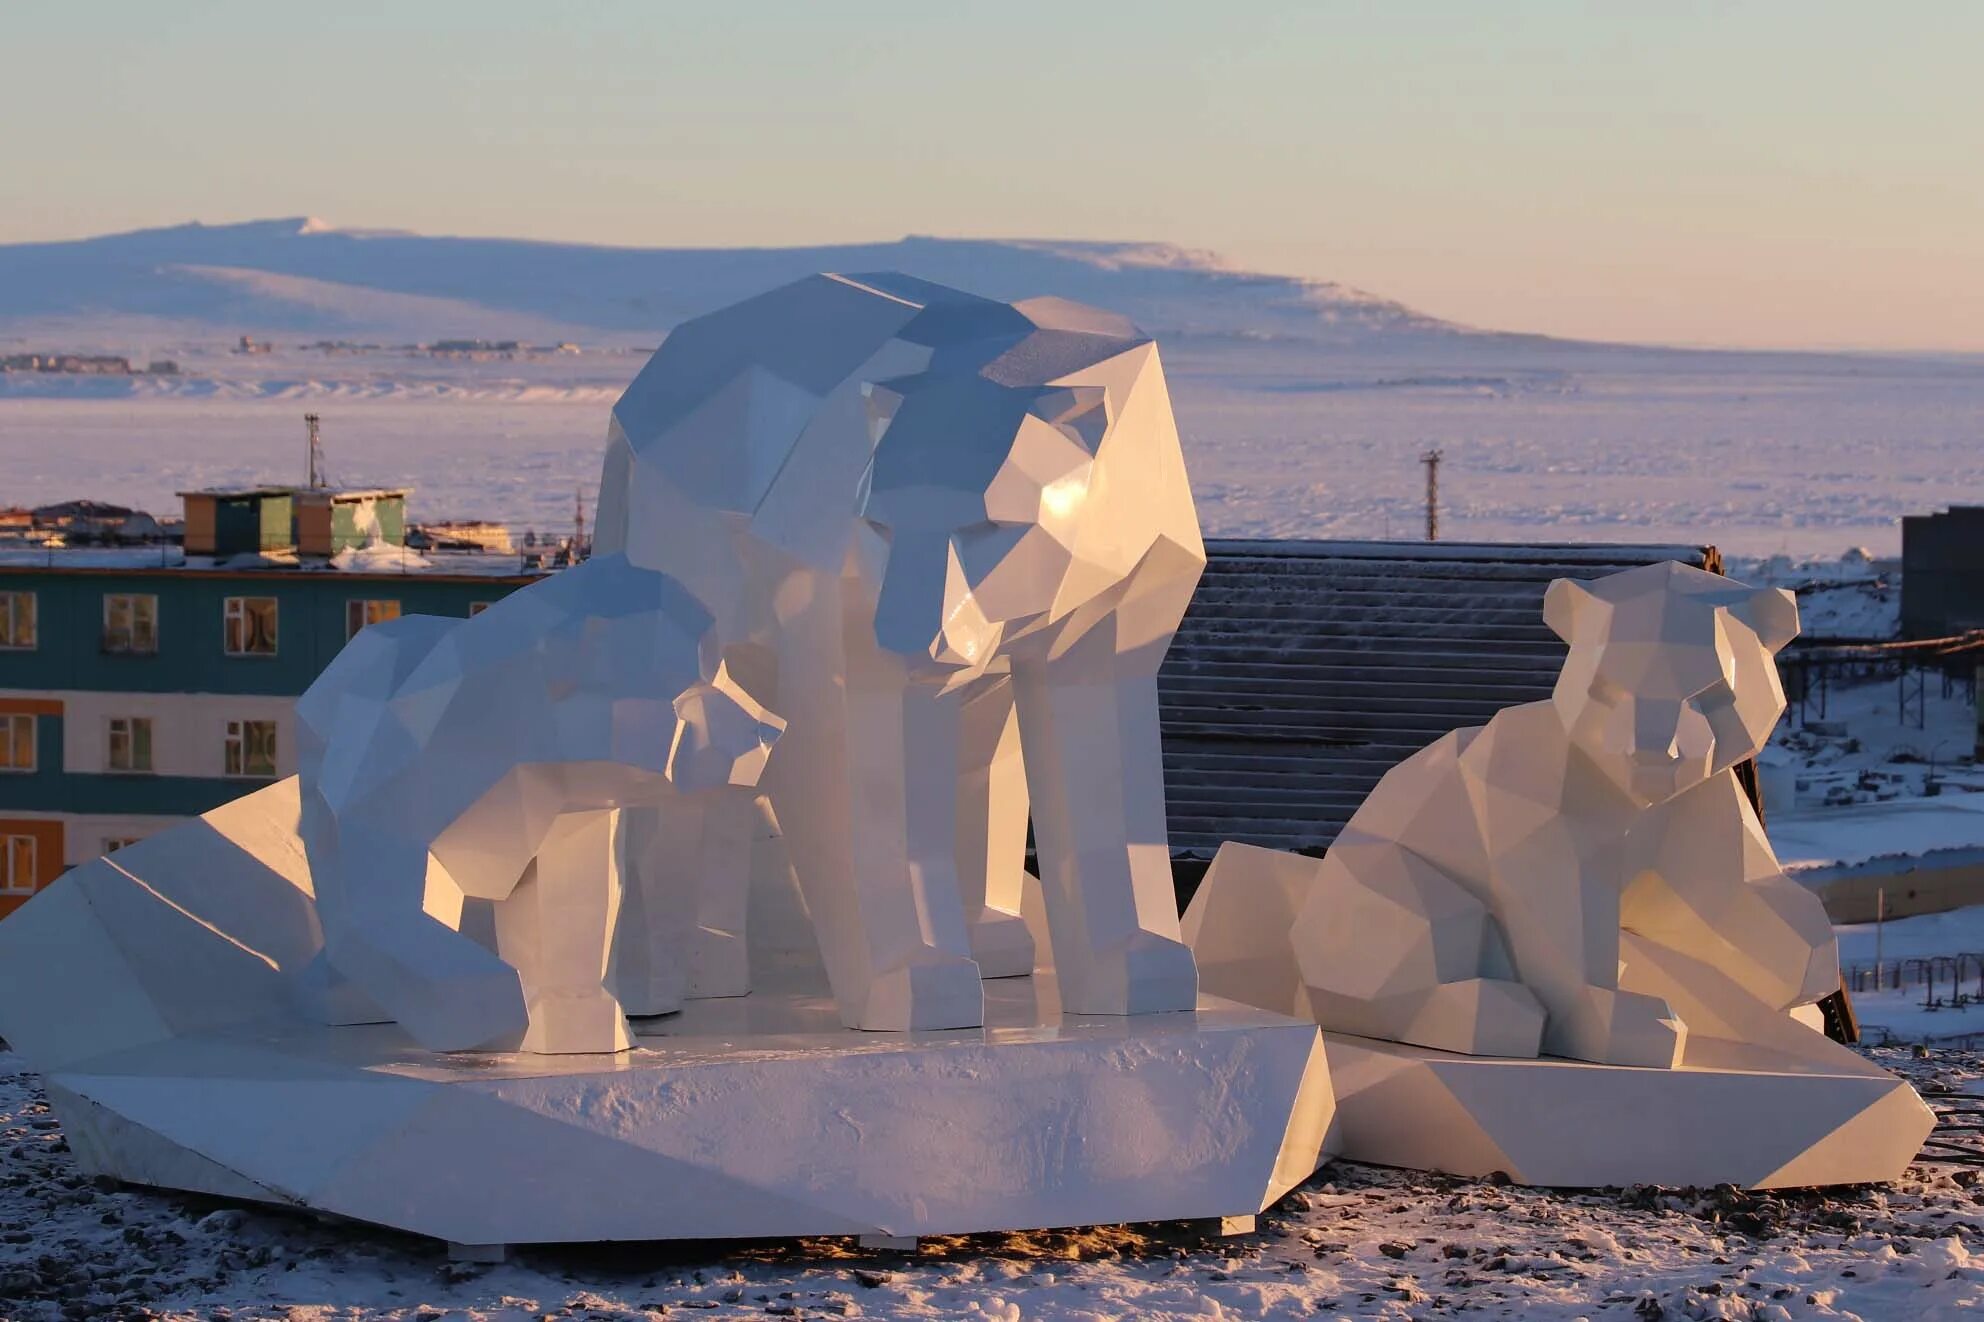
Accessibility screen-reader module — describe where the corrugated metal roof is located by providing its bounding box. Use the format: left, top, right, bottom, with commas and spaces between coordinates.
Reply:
1159, 538, 1717, 859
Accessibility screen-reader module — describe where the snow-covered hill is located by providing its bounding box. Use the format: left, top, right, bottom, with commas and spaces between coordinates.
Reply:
0, 217, 1466, 346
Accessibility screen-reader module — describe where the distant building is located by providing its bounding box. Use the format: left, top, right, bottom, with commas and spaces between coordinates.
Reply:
1, 354, 133, 375
407, 520, 514, 554
31, 500, 164, 544
1901, 506, 1984, 638
427, 339, 521, 355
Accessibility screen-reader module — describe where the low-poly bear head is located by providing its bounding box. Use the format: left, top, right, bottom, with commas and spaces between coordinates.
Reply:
853, 281, 1195, 678
1544, 561, 1798, 807
596, 271, 1199, 686
529, 555, 783, 793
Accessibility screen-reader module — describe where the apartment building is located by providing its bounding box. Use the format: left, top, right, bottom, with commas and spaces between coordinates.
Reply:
0, 552, 539, 916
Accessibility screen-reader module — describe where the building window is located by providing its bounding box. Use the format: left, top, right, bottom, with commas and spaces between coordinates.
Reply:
0, 592, 35, 650
468, 601, 493, 617
102, 836, 142, 855
224, 719, 277, 778
107, 716, 154, 773
103, 593, 159, 654
0, 714, 34, 772
224, 597, 278, 655
1, 835, 35, 896
345, 598, 401, 639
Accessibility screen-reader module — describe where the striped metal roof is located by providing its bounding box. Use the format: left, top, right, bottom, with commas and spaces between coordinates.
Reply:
1159, 539, 1718, 859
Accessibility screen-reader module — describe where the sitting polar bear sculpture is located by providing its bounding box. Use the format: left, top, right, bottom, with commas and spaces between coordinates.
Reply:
1187, 560, 1838, 1068
595, 273, 1206, 1030
296, 554, 782, 1054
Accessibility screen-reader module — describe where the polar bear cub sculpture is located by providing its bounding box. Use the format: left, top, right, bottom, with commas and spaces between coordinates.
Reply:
296, 554, 782, 1054
597, 272, 1207, 1031
1189, 560, 1837, 1069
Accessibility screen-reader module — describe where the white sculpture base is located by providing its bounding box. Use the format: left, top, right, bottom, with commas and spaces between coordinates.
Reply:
41, 966, 1335, 1246
1323, 1031, 1932, 1189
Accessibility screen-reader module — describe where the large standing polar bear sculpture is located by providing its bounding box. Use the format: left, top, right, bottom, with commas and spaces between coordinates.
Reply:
296, 554, 782, 1054
1188, 560, 1838, 1068
595, 273, 1206, 1030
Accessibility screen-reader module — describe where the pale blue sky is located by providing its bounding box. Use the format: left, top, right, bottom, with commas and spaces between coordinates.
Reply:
4, 2, 1980, 350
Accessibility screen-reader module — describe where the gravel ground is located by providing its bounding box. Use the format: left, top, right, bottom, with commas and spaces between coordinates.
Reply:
2, 1047, 1979, 1321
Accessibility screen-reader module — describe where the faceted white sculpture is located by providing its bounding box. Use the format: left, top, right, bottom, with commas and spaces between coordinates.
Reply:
295, 553, 782, 1054
1286, 560, 1827, 1067
0, 276, 1342, 1245
596, 273, 1206, 1030
1185, 562, 1935, 1187
0, 782, 1332, 1245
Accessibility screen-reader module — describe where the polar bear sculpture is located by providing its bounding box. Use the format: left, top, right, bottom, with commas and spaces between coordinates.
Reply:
1189, 560, 1837, 1068
297, 554, 782, 1054
595, 273, 1206, 1030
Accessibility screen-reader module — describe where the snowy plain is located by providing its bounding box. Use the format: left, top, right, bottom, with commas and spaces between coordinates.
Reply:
6, 217, 1984, 559
6, 339, 1984, 560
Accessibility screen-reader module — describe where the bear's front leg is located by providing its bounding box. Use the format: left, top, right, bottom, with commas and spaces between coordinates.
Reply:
763, 582, 983, 1031
954, 677, 1036, 978
495, 809, 634, 1054
1621, 772, 1841, 1013
1012, 627, 1198, 1016
1464, 750, 1687, 1068
841, 664, 986, 1029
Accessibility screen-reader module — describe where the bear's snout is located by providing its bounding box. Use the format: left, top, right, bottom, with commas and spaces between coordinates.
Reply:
1603, 694, 1717, 803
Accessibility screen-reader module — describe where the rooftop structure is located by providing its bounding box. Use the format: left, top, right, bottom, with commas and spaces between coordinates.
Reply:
1902, 505, 1984, 639
178, 486, 411, 558
407, 520, 514, 554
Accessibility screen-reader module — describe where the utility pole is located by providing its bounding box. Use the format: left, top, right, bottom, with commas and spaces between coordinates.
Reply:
573, 486, 587, 561
304, 413, 325, 489
1421, 448, 1442, 542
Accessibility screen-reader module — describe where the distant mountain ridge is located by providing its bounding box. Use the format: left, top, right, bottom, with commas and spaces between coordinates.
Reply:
0, 217, 1469, 346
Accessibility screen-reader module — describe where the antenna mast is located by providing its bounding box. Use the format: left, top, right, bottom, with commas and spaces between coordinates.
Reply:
304, 413, 326, 489
1421, 448, 1442, 542
574, 486, 587, 561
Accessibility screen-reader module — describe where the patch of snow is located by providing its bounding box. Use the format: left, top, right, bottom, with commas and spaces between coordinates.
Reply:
1839, 906, 1984, 968
1774, 799, 1984, 874
329, 539, 431, 574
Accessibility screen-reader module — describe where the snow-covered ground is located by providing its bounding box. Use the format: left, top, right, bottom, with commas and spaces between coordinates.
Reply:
5, 1047, 1983, 1321
5, 338, 1984, 558
1835, 907, 1984, 1045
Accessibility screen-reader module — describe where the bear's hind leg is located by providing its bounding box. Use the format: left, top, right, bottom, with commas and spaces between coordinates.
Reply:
1292, 836, 1545, 1056
319, 834, 530, 1053
1556, 986, 1687, 1069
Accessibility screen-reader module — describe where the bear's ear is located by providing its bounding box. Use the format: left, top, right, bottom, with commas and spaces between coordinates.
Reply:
1542, 577, 1593, 644
1732, 586, 1799, 654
